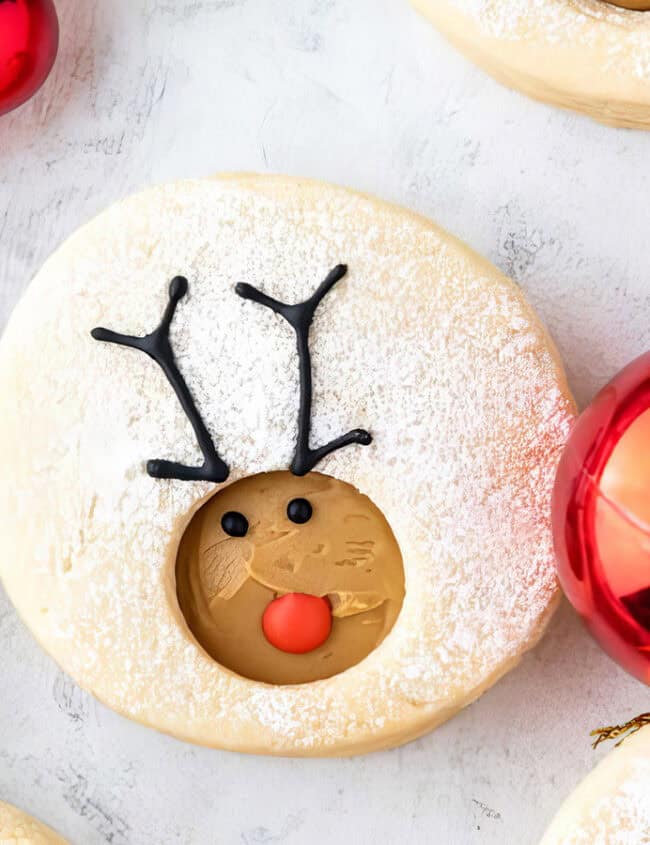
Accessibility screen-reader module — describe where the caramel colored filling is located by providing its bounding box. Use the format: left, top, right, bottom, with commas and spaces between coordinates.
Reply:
176, 471, 405, 684
605, 1, 650, 9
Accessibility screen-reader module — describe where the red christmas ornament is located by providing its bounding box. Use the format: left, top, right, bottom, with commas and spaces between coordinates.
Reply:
262, 593, 332, 654
553, 351, 650, 685
0, 0, 59, 117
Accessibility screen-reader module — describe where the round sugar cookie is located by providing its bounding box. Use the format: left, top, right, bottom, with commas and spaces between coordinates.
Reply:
0, 802, 68, 845
541, 728, 650, 844
412, 0, 650, 129
0, 175, 575, 756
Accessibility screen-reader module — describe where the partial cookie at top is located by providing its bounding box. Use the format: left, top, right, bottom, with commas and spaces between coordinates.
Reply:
412, 0, 650, 129
0, 175, 575, 756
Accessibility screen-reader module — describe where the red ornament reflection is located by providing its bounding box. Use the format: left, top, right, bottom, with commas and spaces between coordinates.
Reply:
0, 0, 59, 117
553, 351, 650, 685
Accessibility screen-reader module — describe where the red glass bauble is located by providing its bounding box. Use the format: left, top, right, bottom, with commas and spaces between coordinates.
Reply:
262, 593, 332, 654
553, 351, 650, 684
0, 0, 59, 117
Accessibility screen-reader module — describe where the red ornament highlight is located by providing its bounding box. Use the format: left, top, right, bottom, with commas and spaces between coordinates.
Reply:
553, 351, 650, 685
0, 0, 59, 117
262, 593, 332, 654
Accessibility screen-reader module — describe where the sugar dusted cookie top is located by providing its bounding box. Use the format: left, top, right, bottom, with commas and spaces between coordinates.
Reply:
541, 728, 650, 844
413, 0, 650, 128
0, 175, 575, 755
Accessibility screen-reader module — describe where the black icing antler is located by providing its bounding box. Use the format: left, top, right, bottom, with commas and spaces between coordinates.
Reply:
236, 264, 372, 476
91, 276, 229, 483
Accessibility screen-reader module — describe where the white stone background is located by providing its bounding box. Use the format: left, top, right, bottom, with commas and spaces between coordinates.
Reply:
1, 1, 649, 843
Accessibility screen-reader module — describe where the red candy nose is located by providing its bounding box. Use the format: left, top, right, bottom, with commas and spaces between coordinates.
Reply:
262, 593, 332, 654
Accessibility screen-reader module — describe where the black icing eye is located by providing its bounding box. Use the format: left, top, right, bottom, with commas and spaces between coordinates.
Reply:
287, 498, 312, 524
221, 511, 249, 537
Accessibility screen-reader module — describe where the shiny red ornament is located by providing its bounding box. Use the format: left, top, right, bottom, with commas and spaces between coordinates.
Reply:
0, 0, 59, 117
553, 351, 650, 684
262, 593, 332, 654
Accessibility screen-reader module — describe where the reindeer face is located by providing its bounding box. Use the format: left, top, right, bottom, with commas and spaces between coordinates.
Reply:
176, 471, 404, 684
92, 267, 405, 685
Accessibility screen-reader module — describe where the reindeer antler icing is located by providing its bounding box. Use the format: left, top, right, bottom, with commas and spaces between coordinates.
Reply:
236, 264, 372, 475
91, 276, 230, 483
91, 265, 371, 482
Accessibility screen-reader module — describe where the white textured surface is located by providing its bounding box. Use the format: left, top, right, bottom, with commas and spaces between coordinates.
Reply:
0, 0, 648, 843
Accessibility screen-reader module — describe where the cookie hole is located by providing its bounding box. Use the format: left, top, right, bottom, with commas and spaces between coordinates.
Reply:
175, 470, 405, 685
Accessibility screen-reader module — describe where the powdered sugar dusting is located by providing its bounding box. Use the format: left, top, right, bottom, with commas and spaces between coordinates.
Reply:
544, 740, 650, 844
571, 758, 650, 844
0, 176, 575, 754
440, 0, 650, 80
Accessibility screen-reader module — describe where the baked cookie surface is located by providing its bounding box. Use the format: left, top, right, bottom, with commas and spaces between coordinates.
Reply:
412, 0, 650, 129
0, 802, 68, 845
541, 728, 650, 844
0, 175, 575, 756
